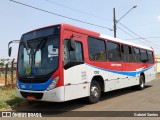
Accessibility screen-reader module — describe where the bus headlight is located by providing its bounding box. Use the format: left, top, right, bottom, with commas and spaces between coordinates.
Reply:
16, 78, 20, 89
17, 83, 20, 89
46, 77, 59, 91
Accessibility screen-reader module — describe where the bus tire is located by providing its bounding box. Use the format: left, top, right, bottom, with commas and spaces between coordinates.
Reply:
87, 80, 101, 104
138, 75, 145, 90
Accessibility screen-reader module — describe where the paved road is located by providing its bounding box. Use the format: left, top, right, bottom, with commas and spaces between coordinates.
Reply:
6, 75, 160, 120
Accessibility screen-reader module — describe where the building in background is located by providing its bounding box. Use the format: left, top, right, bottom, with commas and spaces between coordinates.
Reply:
155, 55, 160, 73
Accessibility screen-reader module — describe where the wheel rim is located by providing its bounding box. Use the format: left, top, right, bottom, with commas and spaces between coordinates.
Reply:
140, 81, 144, 88
140, 77, 144, 88
91, 85, 99, 98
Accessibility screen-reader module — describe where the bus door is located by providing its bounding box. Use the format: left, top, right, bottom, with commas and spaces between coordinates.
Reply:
63, 30, 89, 101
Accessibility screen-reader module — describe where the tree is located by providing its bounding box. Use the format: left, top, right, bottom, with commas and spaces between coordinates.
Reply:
0, 59, 5, 66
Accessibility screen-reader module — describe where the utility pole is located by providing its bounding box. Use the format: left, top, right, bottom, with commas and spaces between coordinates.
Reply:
113, 5, 137, 38
113, 8, 116, 38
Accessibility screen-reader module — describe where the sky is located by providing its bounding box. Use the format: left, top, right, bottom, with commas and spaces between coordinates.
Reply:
0, 0, 160, 59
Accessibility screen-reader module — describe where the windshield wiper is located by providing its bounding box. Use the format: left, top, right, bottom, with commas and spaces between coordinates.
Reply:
33, 35, 54, 54
21, 40, 30, 55
25, 40, 30, 55
34, 37, 48, 55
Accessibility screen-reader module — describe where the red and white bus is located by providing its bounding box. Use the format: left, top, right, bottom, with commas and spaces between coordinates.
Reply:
9, 24, 156, 103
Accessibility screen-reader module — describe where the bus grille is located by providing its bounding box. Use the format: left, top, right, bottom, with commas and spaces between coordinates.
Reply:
19, 77, 49, 83
20, 91, 43, 99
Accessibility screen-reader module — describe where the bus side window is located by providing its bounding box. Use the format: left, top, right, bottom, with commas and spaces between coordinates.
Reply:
140, 49, 148, 63
121, 45, 132, 62
75, 42, 83, 62
63, 39, 84, 65
88, 37, 107, 61
147, 50, 154, 64
69, 42, 83, 62
64, 39, 70, 65
107, 41, 121, 62
133, 47, 141, 62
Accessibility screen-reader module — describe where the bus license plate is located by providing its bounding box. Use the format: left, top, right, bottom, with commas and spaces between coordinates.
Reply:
27, 96, 36, 100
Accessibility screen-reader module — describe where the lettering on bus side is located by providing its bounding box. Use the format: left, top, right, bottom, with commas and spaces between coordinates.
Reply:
74, 35, 83, 39
111, 64, 122, 66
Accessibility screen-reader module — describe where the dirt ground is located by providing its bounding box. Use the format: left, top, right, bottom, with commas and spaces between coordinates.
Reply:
0, 76, 5, 84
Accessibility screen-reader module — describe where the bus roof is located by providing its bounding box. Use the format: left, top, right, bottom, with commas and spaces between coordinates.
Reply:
99, 34, 152, 51
24, 23, 153, 51
61, 24, 152, 51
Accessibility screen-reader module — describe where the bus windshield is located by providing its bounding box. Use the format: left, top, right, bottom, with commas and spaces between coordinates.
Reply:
18, 26, 60, 78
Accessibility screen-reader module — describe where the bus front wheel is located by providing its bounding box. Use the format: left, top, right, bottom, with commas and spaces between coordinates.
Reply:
87, 81, 101, 104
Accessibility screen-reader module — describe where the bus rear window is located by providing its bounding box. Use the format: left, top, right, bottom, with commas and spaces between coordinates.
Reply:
147, 51, 154, 64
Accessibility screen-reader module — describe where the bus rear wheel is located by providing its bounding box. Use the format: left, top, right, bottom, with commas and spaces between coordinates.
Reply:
137, 75, 145, 90
87, 81, 101, 104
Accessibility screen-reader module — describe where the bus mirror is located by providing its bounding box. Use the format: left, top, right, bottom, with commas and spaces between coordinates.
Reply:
69, 40, 76, 51
8, 47, 12, 57
8, 40, 20, 57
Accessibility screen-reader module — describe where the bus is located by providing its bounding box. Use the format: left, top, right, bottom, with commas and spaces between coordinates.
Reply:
8, 24, 156, 103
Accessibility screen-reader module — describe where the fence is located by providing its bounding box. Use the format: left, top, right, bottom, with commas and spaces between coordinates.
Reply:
0, 59, 16, 88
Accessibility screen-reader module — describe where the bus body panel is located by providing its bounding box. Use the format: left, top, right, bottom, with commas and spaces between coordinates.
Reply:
63, 30, 89, 101
85, 63, 156, 92
16, 24, 156, 102
144, 64, 156, 83
16, 86, 65, 102
64, 64, 89, 101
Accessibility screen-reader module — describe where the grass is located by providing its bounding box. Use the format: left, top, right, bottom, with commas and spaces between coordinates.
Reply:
0, 88, 26, 111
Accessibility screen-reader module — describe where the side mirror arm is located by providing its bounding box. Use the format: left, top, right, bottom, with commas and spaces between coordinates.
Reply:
69, 34, 76, 51
8, 40, 20, 57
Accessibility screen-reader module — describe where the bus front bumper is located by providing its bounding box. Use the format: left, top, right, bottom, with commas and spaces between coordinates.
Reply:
16, 86, 65, 102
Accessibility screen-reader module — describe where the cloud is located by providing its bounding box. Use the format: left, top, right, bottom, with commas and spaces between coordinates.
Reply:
157, 16, 160, 22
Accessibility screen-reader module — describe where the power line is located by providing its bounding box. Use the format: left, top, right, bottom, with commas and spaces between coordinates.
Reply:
125, 37, 160, 40
117, 24, 160, 48
128, 22, 159, 28
9, 0, 112, 31
118, 26, 160, 50
117, 26, 137, 39
9, 0, 160, 49
44, 0, 112, 22
117, 26, 151, 46
118, 22, 160, 48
